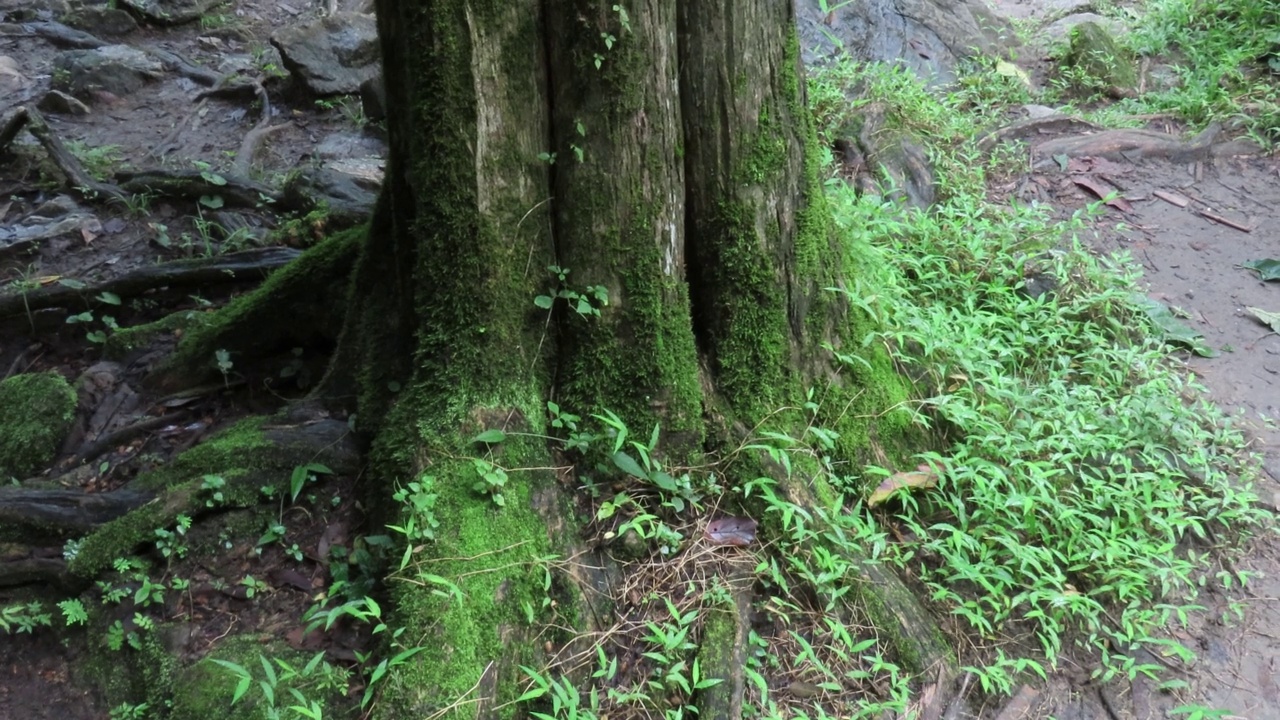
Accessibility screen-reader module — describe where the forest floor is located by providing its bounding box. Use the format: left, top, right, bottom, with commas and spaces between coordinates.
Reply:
1, 0, 1279, 718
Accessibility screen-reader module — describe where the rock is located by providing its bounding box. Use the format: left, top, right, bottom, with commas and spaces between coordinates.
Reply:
1021, 103, 1063, 119
987, 0, 1092, 25
52, 44, 163, 99
314, 131, 385, 160
62, 6, 138, 36
116, 0, 223, 26
272, 12, 379, 95
833, 106, 936, 209
796, 0, 1019, 84
0, 0, 69, 22
37, 88, 92, 114
1062, 21, 1137, 97
280, 162, 380, 225
0, 54, 34, 98
359, 73, 384, 122
1041, 12, 1127, 44
30, 195, 81, 219
0, 371, 78, 480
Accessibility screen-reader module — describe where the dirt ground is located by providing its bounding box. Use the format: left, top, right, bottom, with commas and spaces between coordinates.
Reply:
2, 0, 1279, 718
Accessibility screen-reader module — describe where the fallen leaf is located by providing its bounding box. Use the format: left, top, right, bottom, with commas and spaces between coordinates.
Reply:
1072, 176, 1133, 213
867, 464, 939, 508
995, 60, 1030, 88
1243, 259, 1280, 281
704, 516, 758, 546
1247, 307, 1280, 334
1132, 294, 1216, 357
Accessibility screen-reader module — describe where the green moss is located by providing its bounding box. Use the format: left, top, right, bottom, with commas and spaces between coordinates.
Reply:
156, 227, 360, 386
69, 415, 322, 576
170, 635, 352, 720
0, 371, 76, 479
104, 310, 204, 360
374, 426, 557, 719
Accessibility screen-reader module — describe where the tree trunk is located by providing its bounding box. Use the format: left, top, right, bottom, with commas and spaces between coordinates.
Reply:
334, 0, 953, 717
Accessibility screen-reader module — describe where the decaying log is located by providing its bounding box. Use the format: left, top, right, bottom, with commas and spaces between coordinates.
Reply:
0, 247, 300, 319
0, 487, 154, 543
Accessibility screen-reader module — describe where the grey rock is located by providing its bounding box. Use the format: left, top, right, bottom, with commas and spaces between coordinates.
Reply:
987, 0, 1093, 25
272, 12, 379, 96
31, 195, 81, 219
52, 44, 163, 98
797, 0, 1019, 84
1021, 103, 1063, 119
1041, 12, 1127, 44
62, 6, 137, 36
1062, 21, 1137, 95
116, 0, 223, 26
314, 131, 385, 160
37, 88, 91, 114
359, 73, 384, 122
0, 0, 68, 21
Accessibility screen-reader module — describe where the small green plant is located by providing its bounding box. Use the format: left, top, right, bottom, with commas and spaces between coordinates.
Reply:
109, 702, 150, 720
240, 575, 269, 598
200, 474, 228, 507
153, 514, 192, 563
534, 266, 609, 319
64, 140, 125, 182
0, 602, 52, 634
290, 462, 332, 503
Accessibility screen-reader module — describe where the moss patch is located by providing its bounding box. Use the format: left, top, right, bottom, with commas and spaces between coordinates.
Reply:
0, 371, 76, 479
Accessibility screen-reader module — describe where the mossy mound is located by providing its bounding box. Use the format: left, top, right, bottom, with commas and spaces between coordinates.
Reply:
1064, 21, 1137, 96
0, 371, 77, 480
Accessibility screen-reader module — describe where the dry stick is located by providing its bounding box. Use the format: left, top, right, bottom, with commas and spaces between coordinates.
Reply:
22, 106, 129, 205
72, 411, 190, 465
1197, 209, 1252, 233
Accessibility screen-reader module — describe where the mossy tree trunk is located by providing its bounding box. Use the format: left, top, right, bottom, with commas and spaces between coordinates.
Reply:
329, 0, 946, 716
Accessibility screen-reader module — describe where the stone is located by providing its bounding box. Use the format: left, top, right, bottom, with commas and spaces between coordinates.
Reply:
52, 44, 163, 99
116, 0, 223, 26
37, 88, 91, 114
1062, 21, 1137, 97
272, 12, 379, 95
1042, 12, 1127, 44
62, 5, 138, 36
796, 0, 1019, 85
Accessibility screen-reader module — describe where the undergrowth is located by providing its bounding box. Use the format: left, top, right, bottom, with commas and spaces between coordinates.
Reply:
1127, 0, 1280, 144
809, 57, 1270, 693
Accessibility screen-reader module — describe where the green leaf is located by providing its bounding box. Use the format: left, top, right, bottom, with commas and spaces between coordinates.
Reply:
534, 295, 554, 309
1243, 258, 1280, 281
1247, 306, 1280, 333
1131, 294, 1217, 357
612, 451, 648, 480
97, 291, 122, 305
199, 194, 225, 209
471, 429, 507, 444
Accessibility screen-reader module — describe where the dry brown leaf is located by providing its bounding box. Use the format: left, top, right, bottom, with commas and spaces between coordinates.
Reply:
704, 516, 758, 546
867, 464, 940, 508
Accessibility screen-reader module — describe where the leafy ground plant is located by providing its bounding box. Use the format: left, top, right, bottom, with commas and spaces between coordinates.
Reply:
808, 55, 1269, 685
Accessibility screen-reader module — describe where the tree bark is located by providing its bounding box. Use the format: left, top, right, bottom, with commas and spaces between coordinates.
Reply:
330, 0, 952, 717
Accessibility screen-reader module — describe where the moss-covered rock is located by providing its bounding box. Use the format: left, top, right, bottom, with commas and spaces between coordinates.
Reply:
1064, 21, 1137, 97
0, 371, 76, 480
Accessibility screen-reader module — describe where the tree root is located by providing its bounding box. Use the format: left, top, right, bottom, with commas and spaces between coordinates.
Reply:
1, 106, 128, 204
0, 247, 300, 320
63, 412, 360, 578
0, 486, 154, 544
145, 229, 360, 392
